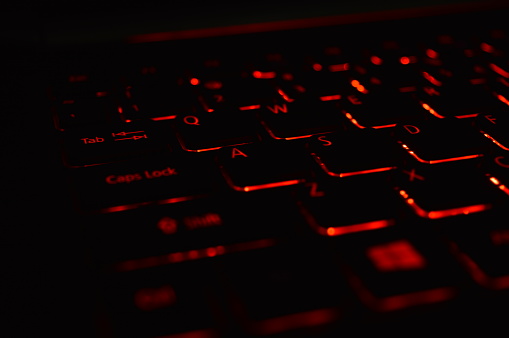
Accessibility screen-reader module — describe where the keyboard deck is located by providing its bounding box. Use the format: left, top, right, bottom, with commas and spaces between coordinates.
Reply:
46, 9, 509, 338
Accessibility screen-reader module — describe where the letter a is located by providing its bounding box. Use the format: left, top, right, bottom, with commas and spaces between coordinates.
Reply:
232, 148, 248, 158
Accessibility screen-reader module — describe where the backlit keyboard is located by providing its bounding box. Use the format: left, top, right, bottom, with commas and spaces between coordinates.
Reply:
47, 10, 509, 337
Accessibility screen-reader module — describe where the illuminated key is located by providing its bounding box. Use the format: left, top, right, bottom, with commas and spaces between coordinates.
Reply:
333, 228, 462, 311
474, 112, 509, 151
61, 122, 170, 167
217, 142, 311, 192
259, 98, 344, 140
394, 118, 488, 165
175, 108, 260, 152
70, 155, 220, 213
298, 175, 400, 237
367, 240, 426, 271
307, 129, 399, 178
393, 161, 500, 219
342, 90, 429, 129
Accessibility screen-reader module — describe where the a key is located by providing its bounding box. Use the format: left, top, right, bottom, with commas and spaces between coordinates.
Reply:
216, 142, 312, 192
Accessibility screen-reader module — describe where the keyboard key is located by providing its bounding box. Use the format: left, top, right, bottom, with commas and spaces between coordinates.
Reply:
392, 161, 501, 219
104, 261, 222, 338
307, 129, 400, 177
84, 193, 300, 267
393, 118, 488, 164
218, 245, 344, 335
70, 155, 221, 213
331, 227, 466, 312
258, 98, 344, 140
297, 175, 403, 237
61, 122, 172, 167
216, 142, 312, 192
444, 212, 509, 290
341, 90, 429, 129
474, 111, 509, 151
174, 109, 261, 152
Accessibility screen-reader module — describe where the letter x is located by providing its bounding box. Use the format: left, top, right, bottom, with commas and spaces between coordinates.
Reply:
403, 168, 425, 181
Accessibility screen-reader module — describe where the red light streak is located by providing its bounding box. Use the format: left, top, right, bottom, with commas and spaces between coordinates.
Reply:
422, 71, 442, 86
342, 111, 395, 129
350, 79, 368, 94
480, 42, 496, 54
397, 189, 491, 219
398, 142, 482, 164
323, 220, 393, 236
252, 308, 340, 335
240, 179, 304, 192
489, 63, 509, 78
277, 88, 294, 102
101, 195, 203, 214
456, 251, 509, 290
496, 94, 509, 106
239, 105, 261, 111
151, 115, 177, 121
115, 239, 275, 272
312, 63, 323, 71
374, 287, 456, 312
370, 55, 383, 65
488, 175, 509, 195
426, 48, 439, 59
204, 80, 223, 90
421, 102, 444, 118
253, 70, 277, 79
328, 63, 350, 72
319, 94, 341, 101
482, 132, 509, 151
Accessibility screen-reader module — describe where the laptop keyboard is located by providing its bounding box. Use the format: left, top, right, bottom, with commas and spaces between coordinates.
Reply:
48, 11, 509, 337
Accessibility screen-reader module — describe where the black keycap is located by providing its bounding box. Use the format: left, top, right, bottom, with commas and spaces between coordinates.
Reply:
331, 227, 467, 312
307, 129, 400, 177
70, 154, 221, 213
393, 118, 488, 164
216, 142, 312, 192
61, 122, 172, 167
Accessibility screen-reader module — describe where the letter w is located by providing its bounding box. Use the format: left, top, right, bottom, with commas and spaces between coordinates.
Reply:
266, 104, 288, 114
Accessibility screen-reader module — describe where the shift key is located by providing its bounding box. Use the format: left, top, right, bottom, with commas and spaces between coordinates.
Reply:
70, 154, 220, 213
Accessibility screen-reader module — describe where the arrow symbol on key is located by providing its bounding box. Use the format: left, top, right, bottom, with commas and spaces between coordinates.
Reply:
114, 134, 148, 141
112, 131, 146, 137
